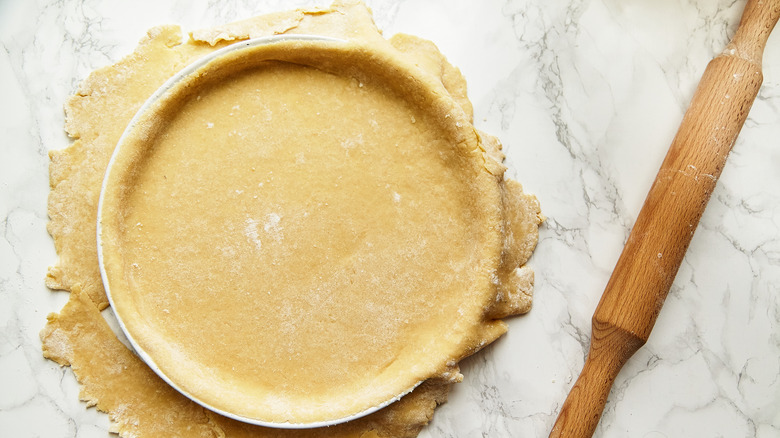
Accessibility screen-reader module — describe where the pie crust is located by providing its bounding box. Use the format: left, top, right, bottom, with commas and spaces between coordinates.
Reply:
99, 36, 510, 425
44, 1, 542, 434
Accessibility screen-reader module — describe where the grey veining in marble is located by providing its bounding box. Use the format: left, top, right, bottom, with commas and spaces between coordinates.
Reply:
1, 0, 778, 437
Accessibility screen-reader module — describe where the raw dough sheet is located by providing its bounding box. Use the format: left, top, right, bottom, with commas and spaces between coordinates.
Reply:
42, 1, 542, 436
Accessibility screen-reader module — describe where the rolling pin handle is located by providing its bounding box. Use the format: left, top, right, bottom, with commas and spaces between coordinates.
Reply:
549, 324, 645, 438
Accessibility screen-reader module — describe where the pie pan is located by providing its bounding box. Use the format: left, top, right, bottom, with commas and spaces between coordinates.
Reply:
97, 34, 506, 428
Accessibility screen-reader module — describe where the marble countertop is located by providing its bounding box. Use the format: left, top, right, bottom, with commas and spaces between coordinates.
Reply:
2, 0, 778, 437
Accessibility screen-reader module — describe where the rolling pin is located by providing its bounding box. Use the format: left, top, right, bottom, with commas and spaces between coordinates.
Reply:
549, 0, 780, 436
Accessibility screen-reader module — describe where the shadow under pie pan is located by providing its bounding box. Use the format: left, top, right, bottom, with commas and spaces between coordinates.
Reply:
97, 34, 508, 428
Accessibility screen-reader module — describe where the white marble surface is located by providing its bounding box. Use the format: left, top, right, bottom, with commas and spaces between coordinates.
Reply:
2, 0, 779, 437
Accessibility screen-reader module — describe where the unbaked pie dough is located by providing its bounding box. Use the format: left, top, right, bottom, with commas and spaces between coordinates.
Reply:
42, 1, 542, 436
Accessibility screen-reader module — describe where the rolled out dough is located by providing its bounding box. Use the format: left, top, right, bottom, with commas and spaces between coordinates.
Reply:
43, 1, 542, 436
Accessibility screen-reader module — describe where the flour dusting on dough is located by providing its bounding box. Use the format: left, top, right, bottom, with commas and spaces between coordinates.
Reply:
341, 134, 363, 149
263, 213, 283, 241
244, 217, 262, 251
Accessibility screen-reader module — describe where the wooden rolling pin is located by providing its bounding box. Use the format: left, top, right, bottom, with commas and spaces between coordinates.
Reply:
549, 1, 780, 437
